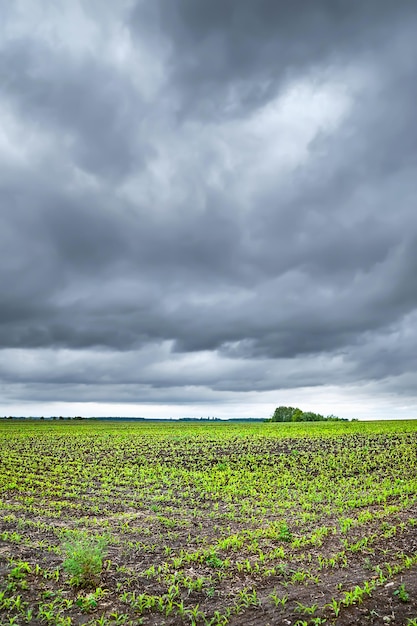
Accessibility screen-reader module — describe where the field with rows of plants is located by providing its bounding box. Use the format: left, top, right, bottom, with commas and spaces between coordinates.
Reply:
1, 419, 417, 626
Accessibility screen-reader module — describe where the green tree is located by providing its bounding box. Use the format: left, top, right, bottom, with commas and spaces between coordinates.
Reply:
302, 411, 324, 421
271, 407, 345, 422
271, 406, 299, 422
291, 409, 304, 422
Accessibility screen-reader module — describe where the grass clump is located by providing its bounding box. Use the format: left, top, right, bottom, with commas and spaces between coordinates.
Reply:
63, 536, 107, 587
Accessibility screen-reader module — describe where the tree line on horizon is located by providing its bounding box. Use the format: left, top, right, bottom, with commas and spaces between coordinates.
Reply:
270, 406, 349, 422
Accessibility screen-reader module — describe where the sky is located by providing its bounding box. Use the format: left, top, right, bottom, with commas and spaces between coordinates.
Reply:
1, 1, 417, 420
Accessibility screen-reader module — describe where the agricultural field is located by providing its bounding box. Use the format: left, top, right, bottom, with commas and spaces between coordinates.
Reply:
1, 420, 417, 626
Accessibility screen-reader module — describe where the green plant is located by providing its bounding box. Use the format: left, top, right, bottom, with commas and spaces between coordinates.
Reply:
295, 601, 318, 615
278, 522, 292, 541
325, 597, 341, 617
76, 592, 99, 613
269, 591, 288, 607
205, 553, 224, 568
394, 583, 409, 602
234, 588, 260, 612
63, 536, 107, 587
109, 612, 130, 625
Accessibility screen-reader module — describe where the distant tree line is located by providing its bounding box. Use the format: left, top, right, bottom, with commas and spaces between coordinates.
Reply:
269, 406, 348, 422
1, 415, 85, 420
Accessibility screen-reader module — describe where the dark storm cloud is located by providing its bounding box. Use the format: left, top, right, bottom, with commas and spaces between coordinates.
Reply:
129, 0, 412, 118
0, 37, 148, 179
1, 1, 417, 412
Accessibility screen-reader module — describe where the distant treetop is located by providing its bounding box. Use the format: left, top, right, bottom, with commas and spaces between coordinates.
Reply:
270, 406, 348, 422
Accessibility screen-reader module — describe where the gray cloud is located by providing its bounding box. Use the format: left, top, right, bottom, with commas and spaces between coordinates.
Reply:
0, 38, 148, 179
1, 1, 417, 417
129, 0, 413, 118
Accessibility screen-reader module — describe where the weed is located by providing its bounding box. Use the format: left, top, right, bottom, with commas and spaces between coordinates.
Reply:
205, 553, 224, 568
63, 536, 107, 587
278, 522, 292, 541
394, 583, 409, 602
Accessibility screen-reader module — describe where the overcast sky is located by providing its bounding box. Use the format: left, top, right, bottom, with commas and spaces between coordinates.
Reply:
1, 1, 417, 419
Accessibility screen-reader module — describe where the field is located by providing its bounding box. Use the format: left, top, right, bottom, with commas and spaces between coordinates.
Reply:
1, 420, 417, 626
